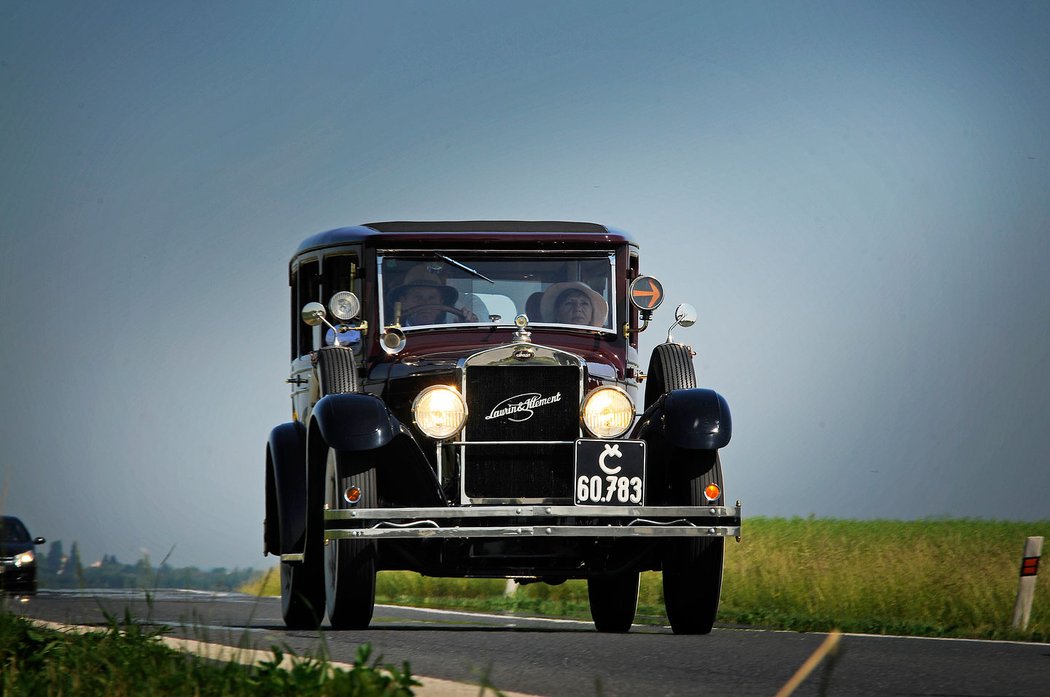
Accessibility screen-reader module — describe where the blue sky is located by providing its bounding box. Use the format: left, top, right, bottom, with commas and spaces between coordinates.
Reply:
2, 1, 1048, 569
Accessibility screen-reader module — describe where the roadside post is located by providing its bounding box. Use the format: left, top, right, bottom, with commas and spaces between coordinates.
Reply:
1011, 536, 1042, 631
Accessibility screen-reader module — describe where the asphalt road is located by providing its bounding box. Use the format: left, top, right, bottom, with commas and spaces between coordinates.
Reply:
9, 590, 1049, 696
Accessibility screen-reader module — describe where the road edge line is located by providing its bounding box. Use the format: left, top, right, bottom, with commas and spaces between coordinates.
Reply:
26, 618, 540, 697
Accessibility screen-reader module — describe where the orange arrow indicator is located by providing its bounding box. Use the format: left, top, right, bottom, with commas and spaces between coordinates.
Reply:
630, 276, 664, 311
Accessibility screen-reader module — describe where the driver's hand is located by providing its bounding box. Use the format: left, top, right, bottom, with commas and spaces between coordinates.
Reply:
459, 307, 478, 322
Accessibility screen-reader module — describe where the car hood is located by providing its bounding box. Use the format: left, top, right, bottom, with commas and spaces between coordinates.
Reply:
0, 541, 34, 557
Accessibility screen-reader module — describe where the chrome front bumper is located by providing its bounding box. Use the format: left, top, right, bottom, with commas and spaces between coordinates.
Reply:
324, 503, 742, 540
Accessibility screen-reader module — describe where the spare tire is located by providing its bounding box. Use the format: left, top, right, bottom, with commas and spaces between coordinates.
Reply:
317, 346, 358, 395
644, 343, 696, 410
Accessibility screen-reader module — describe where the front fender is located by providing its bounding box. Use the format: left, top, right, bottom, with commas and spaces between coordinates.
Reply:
266, 421, 306, 556
302, 397, 446, 560
312, 393, 401, 451
633, 388, 732, 450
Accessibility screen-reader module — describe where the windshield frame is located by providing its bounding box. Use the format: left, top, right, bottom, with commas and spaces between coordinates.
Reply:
377, 249, 618, 334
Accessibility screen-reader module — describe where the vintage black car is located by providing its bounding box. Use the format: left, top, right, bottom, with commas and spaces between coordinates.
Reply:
264, 221, 739, 633
0, 516, 45, 595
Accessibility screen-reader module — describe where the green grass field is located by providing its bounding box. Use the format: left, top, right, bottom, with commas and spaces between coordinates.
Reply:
245, 518, 1050, 641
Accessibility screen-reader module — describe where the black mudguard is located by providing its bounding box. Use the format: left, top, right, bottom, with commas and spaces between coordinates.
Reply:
312, 393, 401, 451
372, 431, 448, 508
309, 392, 444, 505
299, 398, 447, 560
632, 388, 732, 450
266, 421, 307, 556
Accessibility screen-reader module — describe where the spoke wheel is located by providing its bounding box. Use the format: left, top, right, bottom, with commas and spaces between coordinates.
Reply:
588, 571, 640, 633
324, 448, 377, 629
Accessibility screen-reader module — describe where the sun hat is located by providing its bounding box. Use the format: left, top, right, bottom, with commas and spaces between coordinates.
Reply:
539, 281, 609, 326
389, 265, 458, 306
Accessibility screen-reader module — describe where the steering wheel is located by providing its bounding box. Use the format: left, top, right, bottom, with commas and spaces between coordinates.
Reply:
402, 304, 478, 324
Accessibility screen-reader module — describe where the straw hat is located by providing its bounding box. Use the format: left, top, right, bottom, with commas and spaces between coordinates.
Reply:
540, 282, 609, 326
389, 265, 458, 305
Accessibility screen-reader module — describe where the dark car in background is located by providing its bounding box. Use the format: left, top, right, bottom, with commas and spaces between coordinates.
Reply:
264, 221, 740, 633
0, 516, 45, 595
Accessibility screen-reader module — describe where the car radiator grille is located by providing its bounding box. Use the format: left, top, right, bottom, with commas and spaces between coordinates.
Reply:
463, 364, 580, 500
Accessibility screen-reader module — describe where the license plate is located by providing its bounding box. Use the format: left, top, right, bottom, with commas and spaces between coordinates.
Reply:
574, 439, 646, 505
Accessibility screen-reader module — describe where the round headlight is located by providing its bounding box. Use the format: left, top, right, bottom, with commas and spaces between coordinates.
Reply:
328, 291, 361, 321
581, 386, 635, 438
15, 550, 34, 566
412, 385, 468, 440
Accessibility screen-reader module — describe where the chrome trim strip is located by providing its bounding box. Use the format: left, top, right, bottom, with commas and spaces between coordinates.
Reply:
326, 504, 739, 520
279, 553, 305, 562
459, 343, 587, 368
529, 321, 612, 334
326, 525, 741, 540
450, 440, 575, 446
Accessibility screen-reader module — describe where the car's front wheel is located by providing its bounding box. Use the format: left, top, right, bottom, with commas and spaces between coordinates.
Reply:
588, 571, 640, 632
280, 556, 324, 629
324, 448, 377, 629
662, 451, 725, 634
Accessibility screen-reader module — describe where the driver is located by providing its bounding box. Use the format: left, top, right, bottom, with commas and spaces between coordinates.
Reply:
389, 265, 478, 326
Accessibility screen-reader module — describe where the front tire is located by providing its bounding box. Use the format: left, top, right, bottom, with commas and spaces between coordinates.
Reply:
662, 452, 725, 634
280, 556, 324, 629
588, 571, 640, 633
324, 448, 377, 629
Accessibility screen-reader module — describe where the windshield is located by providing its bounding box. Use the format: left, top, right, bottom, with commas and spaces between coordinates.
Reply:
1, 518, 29, 543
379, 252, 615, 330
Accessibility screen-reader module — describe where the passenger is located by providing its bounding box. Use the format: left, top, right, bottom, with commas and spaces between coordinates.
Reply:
540, 281, 609, 327
389, 265, 478, 326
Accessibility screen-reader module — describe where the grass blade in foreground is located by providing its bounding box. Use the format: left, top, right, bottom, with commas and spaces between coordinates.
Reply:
0, 610, 419, 696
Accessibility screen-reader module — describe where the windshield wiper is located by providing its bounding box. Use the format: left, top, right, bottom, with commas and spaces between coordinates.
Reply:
437, 253, 495, 284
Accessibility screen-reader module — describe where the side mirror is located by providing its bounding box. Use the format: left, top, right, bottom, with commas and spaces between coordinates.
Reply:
666, 303, 698, 343
674, 303, 697, 328
301, 302, 326, 326
34, 537, 46, 545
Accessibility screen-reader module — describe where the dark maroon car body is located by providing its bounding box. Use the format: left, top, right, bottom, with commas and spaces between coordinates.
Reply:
264, 221, 739, 633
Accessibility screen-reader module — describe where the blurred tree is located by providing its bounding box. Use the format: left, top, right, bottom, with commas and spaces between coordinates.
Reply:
45, 540, 64, 574
68, 541, 84, 584
36, 544, 256, 591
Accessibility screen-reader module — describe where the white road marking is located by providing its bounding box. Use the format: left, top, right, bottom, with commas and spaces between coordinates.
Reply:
26, 618, 541, 697
34, 589, 1050, 646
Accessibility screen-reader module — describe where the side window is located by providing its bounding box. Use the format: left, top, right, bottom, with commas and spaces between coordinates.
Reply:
293, 259, 320, 358
321, 254, 360, 308
321, 252, 363, 350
